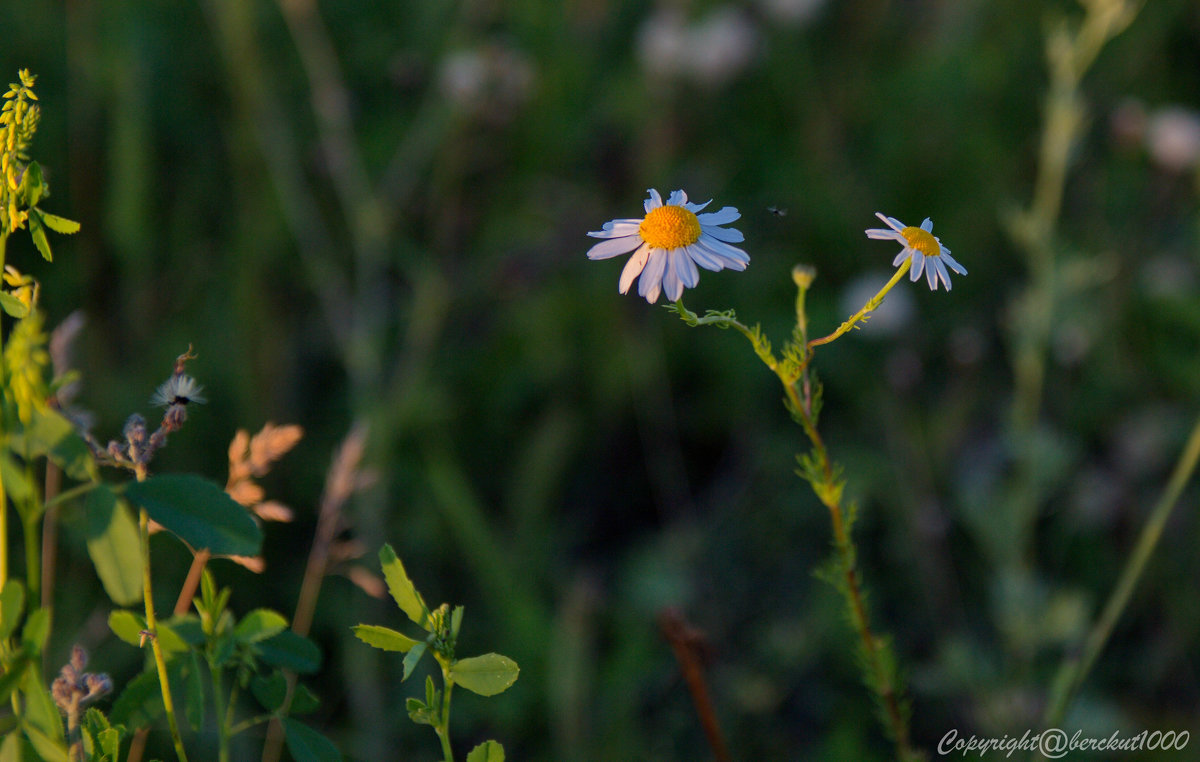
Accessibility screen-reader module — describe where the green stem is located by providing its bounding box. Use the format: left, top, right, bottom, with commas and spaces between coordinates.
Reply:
808, 259, 911, 350
43, 480, 102, 511
1044, 411, 1200, 726
138, 466, 190, 762
436, 663, 455, 762
210, 657, 229, 762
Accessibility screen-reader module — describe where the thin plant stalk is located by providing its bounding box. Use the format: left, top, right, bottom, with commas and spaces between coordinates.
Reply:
136, 464, 190, 762
674, 270, 919, 759
0, 231, 8, 593
434, 661, 455, 762
1044, 412, 1200, 726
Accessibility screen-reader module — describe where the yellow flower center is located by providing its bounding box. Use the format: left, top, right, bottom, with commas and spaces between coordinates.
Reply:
902, 226, 940, 258
640, 205, 702, 250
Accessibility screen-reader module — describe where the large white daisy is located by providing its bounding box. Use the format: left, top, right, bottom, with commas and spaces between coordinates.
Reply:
586, 189, 749, 303
865, 212, 967, 291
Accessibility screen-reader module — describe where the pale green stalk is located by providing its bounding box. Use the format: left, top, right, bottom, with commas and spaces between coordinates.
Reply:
434, 659, 456, 762
1044, 412, 1200, 726
137, 465, 190, 762
808, 259, 911, 349
674, 263, 921, 760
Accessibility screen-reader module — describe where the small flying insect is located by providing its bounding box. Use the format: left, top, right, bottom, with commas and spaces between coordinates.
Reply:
767, 206, 788, 217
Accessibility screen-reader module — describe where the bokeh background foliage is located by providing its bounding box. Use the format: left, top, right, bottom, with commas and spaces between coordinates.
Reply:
4, 0, 1200, 758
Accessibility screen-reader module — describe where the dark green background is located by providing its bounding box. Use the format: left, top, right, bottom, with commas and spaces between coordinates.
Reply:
4, 0, 1200, 759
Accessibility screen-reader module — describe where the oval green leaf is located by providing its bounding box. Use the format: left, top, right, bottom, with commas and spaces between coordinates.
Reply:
466, 740, 506, 762
258, 630, 322, 674
126, 475, 261, 557
352, 624, 420, 653
378, 544, 428, 629
449, 653, 519, 697
85, 487, 142, 606
233, 609, 288, 644
283, 718, 343, 762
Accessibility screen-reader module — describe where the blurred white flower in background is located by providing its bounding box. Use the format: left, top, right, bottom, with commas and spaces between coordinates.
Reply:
838, 270, 915, 338
757, 0, 827, 26
1146, 106, 1200, 173
438, 43, 535, 121
637, 6, 759, 87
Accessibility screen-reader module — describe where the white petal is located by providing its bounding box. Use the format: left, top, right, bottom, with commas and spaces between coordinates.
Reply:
909, 251, 926, 281
645, 189, 663, 213
892, 248, 911, 267
693, 238, 748, 271
701, 224, 744, 243
942, 250, 967, 275
686, 243, 725, 272
875, 212, 906, 232
618, 243, 651, 293
684, 198, 712, 213
925, 257, 939, 290
867, 229, 906, 242
697, 234, 749, 265
638, 249, 668, 303
697, 206, 740, 225
663, 256, 684, 302
666, 190, 688, 206
676, 248, 700, 288
933, 257, 952, 290
587, 235, 643, 260
588, 220, 642, 238
920, 218, 933, 231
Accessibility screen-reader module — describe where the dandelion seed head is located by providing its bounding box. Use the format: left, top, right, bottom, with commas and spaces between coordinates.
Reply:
152, 374, 205, 407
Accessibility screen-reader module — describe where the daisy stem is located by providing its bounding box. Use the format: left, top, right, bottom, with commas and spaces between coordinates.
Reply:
807, 258, 911, 351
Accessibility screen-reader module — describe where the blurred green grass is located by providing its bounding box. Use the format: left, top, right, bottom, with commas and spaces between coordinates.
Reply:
4, 0, 1200, 759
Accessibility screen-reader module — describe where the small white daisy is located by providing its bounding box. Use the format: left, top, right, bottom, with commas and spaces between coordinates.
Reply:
151, 374, 206, 407
865, 212, 967, 291
587, 189, 749, 303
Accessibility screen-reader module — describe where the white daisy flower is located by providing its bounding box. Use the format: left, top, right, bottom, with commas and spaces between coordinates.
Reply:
586, 189, 749, 303
865, 212, 967, 291
151, 374, 206, 407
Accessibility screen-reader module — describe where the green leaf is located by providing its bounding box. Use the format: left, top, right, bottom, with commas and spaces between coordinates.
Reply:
233, 609, 288, 644
466, 740, 506, 762
0, 654, 30, 705
258, 630, 321, 674
110, 657, 188, 728
164, 614, 205, 646
0, 728, 20, 761
0, 457, 33, 505
97, 727, 122, 760
0, 291, 28, 318
125, 475, 262, 557
21, 667, 64, 743
449, 654, 519, 697
401, 641, 427, 681
108, 610, 146, 647
15, 409, 94, 481
289, 683, 320, 716
22, 722, 68, 762
0, 580, 26, 640
85, 487, 143, 605
22, 163, 45, 207
352, 624, 420, 653
405, 697, 434, 726
37, 212, 80, 235
379, 544, 428, 629
282, 718, 343, 762
251, 671, 287, 713
20, 608, 50, 653
108, 611, 187, 654
28, 211, 52, 262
